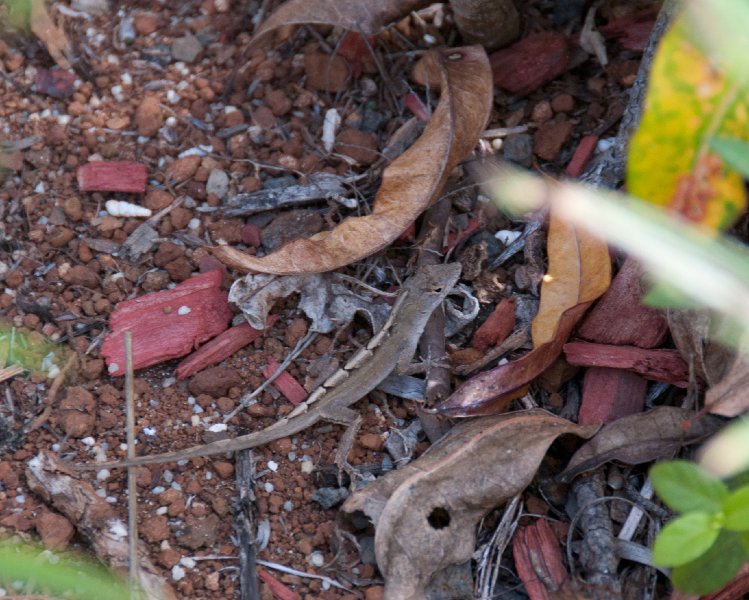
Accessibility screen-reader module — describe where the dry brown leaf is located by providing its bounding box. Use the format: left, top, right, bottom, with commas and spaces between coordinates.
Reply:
30, 0, 71, 70
436, 204, 611, 417
341, 410, 597, 599
249, 0, 432, 46
560, 407, 721, 482
704, 338, 749, 416
213, 46, 492, 274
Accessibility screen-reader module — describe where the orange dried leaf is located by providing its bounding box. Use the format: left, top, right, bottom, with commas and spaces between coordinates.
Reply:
214, 46, 492, 274
30, 0, 71, 70
436, 205, 611, 417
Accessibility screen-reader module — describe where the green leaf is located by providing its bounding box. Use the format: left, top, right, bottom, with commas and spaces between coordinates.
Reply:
711, 137, 749, 180
672, 530, 746, 595
627, 14, 748, 230
652, 513, 720, 567
724, 486, 749, 531
651, 460, 729, 513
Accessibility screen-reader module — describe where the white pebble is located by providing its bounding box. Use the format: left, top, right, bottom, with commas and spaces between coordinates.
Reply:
156, 506, 168, 515
57, 115, 72, 125
81, 437, 96, 446
208, 423, 227, 433
267, 460, 279, 472
300, 461, 314, 474
142, 427, 157, 436
166, 90, 180, 104
165, 116, 177, 127
322, 108, 340, 153
180, 557, 196, 568
309, 551, 324, 567
152, 486, 166, 494
177, 305, 191, 315
171, 566, 186, 581
188, 218, 201, 230
96, 469, 111, 481
597, 137, 615, 152
162, 377, 175, 388
263, 482, 274, 493
34, 183, 45, 193
111, 85, 125, 102
121, 73, 132, 85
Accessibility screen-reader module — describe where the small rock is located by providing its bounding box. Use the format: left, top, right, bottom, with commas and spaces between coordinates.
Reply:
176, 513, 220, 549
359, 433, 384, 451
503, 133, 533, 167
188, 367, 242, 398
171, 35, 203, 63
63, 197, 83, 221
158, 548, 181, 569
165, 257, 193, 282
335, 128, 379, 165
551, 93, 575, 113
205, 571, 220, 591
531, 100, 553, 123
170, 206, 192, 230
154, 242, 183, 267
133, 11, 158, 35
213, 461, 234, 478
265, 89, 292, 116
135, 96, 164, 137
262, 209, 324, 251
142, 516, 170, 543
304, 52, 351, 92
364, 586, 385, 600
251, 105, 276, 130
62, 265, 99, 288
48, 226, 75, 248
206, 169, 229, 199
167, 155, 201, 183
284, 318, 308, 347
534, 118, 573, 161
240, 223, 262, 247
36, 511, 74, 550
57, 386, 96, 437
144, 190, 173, 211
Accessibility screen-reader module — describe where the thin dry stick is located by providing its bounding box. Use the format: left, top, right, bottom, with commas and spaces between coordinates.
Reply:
124, 332, 139, 597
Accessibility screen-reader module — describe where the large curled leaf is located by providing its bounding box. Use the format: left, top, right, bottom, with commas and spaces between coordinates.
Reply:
560, 407, 721, 482
341, 410, 597, 599
249, 0, 432, 46
435, 202, 610, 417
627, 14, 749, 230
214, 46, 492, 274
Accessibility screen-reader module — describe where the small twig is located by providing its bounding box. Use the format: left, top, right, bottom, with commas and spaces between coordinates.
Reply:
454, 329, 529, 376
28, 353, 79, 432
224, 330, 318, 422
124, 332, 139, 597
475, 494, 522, 599
255, 559, 352, 592
234, 451, 259, 600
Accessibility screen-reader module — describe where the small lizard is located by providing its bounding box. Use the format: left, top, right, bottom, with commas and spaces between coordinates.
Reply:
76, 263, 461, 470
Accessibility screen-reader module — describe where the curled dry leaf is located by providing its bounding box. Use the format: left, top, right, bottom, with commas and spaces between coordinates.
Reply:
341, 410, 597, 599
249, 0, 432, 47
559, 407, 721, 482
214, 46, 492, 274
436, 204, 611, 417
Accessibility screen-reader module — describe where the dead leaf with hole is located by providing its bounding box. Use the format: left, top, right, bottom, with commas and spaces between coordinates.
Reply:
213, 46, 492, 274
436, 204, 611, 417
30, 0, 71, 70
341, 410, 597, 599
559, 407, 721, 482
249, 0, 432, 47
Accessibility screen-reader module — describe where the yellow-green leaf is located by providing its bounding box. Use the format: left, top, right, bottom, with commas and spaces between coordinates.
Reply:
627, 15, 748, 230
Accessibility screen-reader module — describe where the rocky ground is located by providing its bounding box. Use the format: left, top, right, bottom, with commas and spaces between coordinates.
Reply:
0, 0, 658, 598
